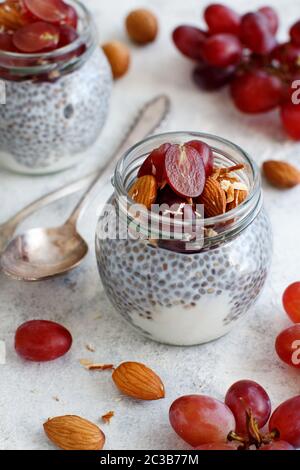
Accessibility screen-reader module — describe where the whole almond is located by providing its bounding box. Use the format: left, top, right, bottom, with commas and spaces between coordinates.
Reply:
128, 175, 157, 209
102, 41, 130, 79
263, 160, 300, 189
43, 415, 105, 450
112, 361, 165, 400
126, 9, 158, 45
198, 177, 226, 217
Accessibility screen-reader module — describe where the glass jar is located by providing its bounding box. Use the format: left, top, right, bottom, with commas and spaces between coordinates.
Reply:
95, 132, 272, 346
0, 0, 112, 174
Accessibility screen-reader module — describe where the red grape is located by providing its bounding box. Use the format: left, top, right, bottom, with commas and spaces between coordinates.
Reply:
275, 325, 300, 369
165, 144, 206, 198
280, 102, 300, 140
138, 143, 171, 185
269, 396, 300, 447
258, 7, 279, 35
15, 320, 72, 362
0, 32, 17, 52
172, 26, 206, 60
24, 0, 75, 25
225, 380, 271, 435
63, 4, 78, 28
283, 282, 300, 323
260, 440, 294, 450
58, 25, 78, 48
290, 21, 300, 47
204, 4, 241, 36
272, 42, 300, 70
156, 185, 195, 221
240, 12, 276, 54
202, 34, 243, 67
195, 442, 237, 450
169, 395, 236, 446
230, 70, 283, 114
193, 63, 235, 91
186, 140, 214, 176
13, 21, 60, 52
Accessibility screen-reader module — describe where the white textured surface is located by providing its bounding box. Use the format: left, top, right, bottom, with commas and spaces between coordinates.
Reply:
0, 0, 300, 451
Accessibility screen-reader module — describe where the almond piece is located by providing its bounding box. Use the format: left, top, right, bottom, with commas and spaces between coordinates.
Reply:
263, 160, 300, 189
198, 177, 226, 217
43, 415, 105, 450
112, 361, 165, 400
128, 175, 157, 209
227, 189, 248, 211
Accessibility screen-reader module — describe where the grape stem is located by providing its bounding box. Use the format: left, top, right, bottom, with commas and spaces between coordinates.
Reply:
227, 409, 280, 450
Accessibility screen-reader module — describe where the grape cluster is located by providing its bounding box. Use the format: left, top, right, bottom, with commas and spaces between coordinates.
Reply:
275, 282, 300, 369
169, 380, 299, 450
173, 3, 300, 140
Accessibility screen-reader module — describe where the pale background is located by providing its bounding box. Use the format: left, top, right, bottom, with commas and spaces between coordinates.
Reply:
0, 0, 299, 450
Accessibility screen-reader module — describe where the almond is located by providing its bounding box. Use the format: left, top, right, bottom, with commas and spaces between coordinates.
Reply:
112, 361, 165, 400
263, 160, 300, 189
126, 9, 158, 45
227, 189, 248, 211
198, 177, 226, 217
102, 41, 130, 79
43, 415, 105, 450
128, 175, 157, 209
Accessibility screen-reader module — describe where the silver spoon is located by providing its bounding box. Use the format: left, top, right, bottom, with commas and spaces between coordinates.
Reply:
0, 95, 170, 281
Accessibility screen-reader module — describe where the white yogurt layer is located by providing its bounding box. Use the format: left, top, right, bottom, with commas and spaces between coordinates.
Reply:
130, 292, 233, 346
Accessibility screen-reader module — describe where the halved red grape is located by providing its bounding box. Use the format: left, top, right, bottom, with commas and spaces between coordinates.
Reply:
24, 0, 76, 25
138, 143, 171, 185
0, 32, 18, 52
172, 25, 207, 60
258, 7, 279, 35
202, 34, 243, 67
13, 21, 60, 52
280, 102, 300, 140
240, 12, 276, 54
230, 70, 283, 114
275, 325, 300, 369
193, 63, 235, 91
165, 144, 206, 198
169, 395, 236, 446
290, 21, 300, 47
283, 282, 300, 323
15, 320, 72, 362
269, 396, 300, 447
204, 4, 241, 36
225, 380, 271, 435
195, 442, 237, 450
260, 440, 294, 450
186, 140, 214, 176
58, 25, 78, 47
63, 4, 78, 28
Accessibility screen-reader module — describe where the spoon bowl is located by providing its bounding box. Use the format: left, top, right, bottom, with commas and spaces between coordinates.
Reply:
0, 225, 88, 281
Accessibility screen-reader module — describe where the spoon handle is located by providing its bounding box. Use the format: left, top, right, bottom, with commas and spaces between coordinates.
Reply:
66, 94, 171, 226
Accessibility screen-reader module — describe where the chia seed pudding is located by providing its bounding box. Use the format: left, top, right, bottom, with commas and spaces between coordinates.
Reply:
95, 132, 272, 346
0, 1, 112, 174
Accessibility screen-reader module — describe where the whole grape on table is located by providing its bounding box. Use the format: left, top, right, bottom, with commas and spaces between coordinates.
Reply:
172, 3, 300, 140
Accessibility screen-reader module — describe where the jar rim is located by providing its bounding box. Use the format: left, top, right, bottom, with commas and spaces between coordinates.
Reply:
0, 0, 95, 69
114, 131, 262, 247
